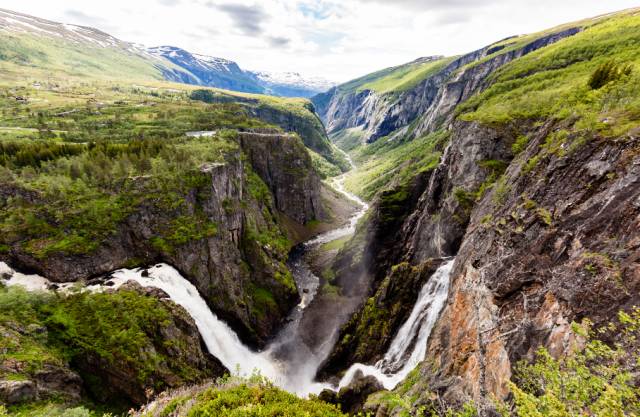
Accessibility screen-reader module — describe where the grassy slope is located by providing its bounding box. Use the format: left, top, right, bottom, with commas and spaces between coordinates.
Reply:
332, 56, 452, 96
340, 8, 640, 201
0, 32, 169, 84
134, 375, 346, 417
0, 83, 266, 258
344, 130, 448, 200
458, 9, 640, 136
358, 57, 454, 95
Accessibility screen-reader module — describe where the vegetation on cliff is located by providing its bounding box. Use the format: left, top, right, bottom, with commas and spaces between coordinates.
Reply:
458, 10, 640, 136
133, 374, 347, 417
364, 308, 640, 416
0, 85, 266, 258
0, 284, 218, 415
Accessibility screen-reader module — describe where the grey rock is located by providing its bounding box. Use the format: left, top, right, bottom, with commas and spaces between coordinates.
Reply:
0, 379, 36, 403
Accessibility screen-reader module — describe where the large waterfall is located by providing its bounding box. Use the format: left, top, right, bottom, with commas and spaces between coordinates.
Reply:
0, 153, 452, 397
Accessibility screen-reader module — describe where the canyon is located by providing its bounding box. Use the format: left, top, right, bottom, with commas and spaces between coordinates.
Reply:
1, 5, 640, 417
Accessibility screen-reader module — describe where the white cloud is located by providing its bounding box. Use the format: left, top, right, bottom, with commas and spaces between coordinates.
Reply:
1, 0, 638, 82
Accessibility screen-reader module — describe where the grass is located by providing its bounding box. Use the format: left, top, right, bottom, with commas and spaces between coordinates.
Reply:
135, 374, 347, 417
330, 56, 454, 97
0, 32, 166, 84
320, 235, 350, 252
458, 10, 640, 139
358, 57, 454, 95
343, 130, 449, 200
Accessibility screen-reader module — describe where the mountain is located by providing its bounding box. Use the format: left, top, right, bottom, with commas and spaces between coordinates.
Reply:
148, 45, 335, 97
147, 45, 265, 94
0, 8, 186, 82
0, 8, 333, 97
311, 7, 640, 415
2, 4, 640, 417
250, 70, 337, 98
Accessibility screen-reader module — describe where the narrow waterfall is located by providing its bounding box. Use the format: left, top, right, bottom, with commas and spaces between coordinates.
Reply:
337, 259, 454, 391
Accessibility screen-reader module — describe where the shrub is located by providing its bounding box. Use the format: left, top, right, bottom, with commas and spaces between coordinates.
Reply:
588, 60, 633, 90
510, 308, 640, 416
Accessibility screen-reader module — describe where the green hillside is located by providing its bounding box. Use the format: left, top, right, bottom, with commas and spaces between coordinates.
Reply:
335, 56, 453, 95
338, 8, 640, 200
0, 32, 169, 84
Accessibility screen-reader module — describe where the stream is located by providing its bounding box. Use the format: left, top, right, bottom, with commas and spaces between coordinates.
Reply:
0, 152, 454, 397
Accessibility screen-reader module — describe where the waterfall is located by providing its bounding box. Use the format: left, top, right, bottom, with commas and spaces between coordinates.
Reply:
337, 259, 454, 391
0, 152, 450, 398
107, 265, 285, 382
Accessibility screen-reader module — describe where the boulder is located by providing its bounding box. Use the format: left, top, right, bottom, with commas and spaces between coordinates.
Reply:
0, 379, 36, 403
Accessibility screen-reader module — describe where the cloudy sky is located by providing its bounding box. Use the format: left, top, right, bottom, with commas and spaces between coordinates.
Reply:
2, 0, 638, 81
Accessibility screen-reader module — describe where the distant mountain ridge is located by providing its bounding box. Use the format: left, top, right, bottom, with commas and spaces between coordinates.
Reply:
148, 45, 335, 98
0, 8, 334, 98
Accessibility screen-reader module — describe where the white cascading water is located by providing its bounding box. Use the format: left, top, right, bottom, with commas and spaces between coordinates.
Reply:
338, 259, 454, 390
0, 150, 451, 397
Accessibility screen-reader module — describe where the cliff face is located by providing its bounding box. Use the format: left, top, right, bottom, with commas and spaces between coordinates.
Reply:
321, 121, 515, 377
420, 124, 640, 407
328, 120, 640, 413
4, 133, 325, 347
313, 28, 580, 145
321, 9, 640, 415
239, 130, 325, 224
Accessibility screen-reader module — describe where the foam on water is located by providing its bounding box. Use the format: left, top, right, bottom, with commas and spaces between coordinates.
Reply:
337, 259, 454, 390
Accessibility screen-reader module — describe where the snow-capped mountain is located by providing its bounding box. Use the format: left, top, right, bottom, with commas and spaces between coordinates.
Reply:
147, 46, 264, 94
0, 8, 147, 55
0, 8, 335, 98
148, 46, 335, 97
250, 71, 336, 98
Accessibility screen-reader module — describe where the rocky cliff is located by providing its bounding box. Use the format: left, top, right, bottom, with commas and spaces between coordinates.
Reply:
328, 122, 640, 415
320, 9, 640, 415
313, 28, 580, 145
190, 89, 348, 170
3, 132, 325, 347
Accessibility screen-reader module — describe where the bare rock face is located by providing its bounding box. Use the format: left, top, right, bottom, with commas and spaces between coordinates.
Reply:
420, 130, 640, 408
0, 380, 36, 404
239, 130, 326, 224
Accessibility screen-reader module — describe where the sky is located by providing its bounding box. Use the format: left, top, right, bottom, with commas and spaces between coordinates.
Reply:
1, 0, 639, 82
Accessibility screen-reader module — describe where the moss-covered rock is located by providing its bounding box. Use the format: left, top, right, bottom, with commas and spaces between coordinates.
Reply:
0, 284, 224, 410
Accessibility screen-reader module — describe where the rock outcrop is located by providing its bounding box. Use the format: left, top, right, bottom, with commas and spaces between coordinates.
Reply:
74, 282, 226, 405
0, 283, 223, 407
189, 89, 345, 169
2, 134, 324, 346
239, 130, 325, 224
